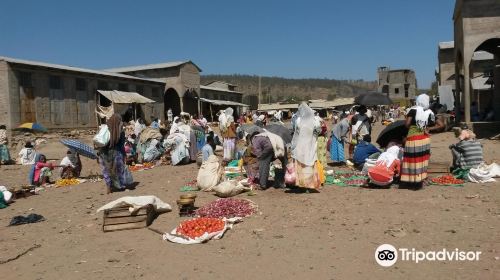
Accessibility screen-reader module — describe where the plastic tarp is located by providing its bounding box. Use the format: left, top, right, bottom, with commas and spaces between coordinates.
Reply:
98, 90, 156, 104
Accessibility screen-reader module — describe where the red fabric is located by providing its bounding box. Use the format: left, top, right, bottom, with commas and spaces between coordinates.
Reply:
368, 160, 400, 183
34, 162, 53, 183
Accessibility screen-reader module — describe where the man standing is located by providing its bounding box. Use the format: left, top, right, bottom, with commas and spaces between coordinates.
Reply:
167, 108, 173, 123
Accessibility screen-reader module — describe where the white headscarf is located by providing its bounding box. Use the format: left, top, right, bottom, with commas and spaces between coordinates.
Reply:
376, 146, 400, 168
412, 94, 435, 129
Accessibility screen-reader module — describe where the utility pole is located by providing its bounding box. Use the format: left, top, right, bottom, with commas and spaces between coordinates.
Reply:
258, 76, 261, 105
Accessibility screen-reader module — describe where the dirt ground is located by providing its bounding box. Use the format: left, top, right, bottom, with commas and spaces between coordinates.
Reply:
0, 123, 499, 280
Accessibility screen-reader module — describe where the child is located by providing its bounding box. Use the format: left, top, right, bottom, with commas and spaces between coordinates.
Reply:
353, 135, 380, 168
18, 141, 37, 165
0, 125, 11, 164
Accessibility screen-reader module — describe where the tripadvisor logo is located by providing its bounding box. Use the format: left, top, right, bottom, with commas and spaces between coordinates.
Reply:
375, 244, 481, 267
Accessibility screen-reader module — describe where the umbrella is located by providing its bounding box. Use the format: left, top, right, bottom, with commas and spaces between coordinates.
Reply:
376, 120, 408, 148
264, 124, 293, 144
239, 124, 263, 136
15, 123, 47, 132
60, 139, 98, 160
355, 93, 393, 106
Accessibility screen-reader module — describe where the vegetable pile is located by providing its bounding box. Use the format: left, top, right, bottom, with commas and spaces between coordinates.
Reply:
343, 178, 369, 186
431, 175, 464, 185
195, 198, 256, 218
129, 162, 155, 172
175, 217, 225, 239
55, 178, 80, 187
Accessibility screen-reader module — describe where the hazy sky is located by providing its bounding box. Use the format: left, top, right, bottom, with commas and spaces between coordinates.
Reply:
0, 0, 455, 88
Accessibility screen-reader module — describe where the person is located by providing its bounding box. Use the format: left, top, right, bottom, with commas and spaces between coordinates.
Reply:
164, 132, 190, 165
348, 106, 371, 159
134, 118, 146, 137
220, 108, 237, 161
124, 134, 137, 165
198, 114, 208, 128
243, 133, 259, 184
400, 94, 441, 189
255, 114, 265, 127
169, 116, 180, 135
316, 122, 328, 168
201, 135, 215, 162
97, 114, 127, 193
167, 108, 173, 123
245, 112, 253, 124
291, 103, 322, 190
18, 141, 37, 165
150, 118, 160, 130
449, 129, 484, 170
143, 139, 162, 162
60, 149, 82, 179
0, 125, 11, 164
251, 131, 286, 189
368, 145, 401, 187
330, 114, 350, 164
352, 135, 380, 168
274, 110, 283, 123
29, 154, 56, 186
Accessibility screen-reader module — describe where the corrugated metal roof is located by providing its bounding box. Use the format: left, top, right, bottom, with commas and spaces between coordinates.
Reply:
0, 56, 164, 83
258, 103, 299, 111
103, 60, 202, 73
309, 98, 355, 109
199, 97, 249, 107
200, 85, 243, 94
98, 90, 156, 104
439, 41, 454, 50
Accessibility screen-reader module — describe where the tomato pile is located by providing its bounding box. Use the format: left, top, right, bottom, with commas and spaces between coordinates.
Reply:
431, 175, 464, 185
175, 217, 225, 239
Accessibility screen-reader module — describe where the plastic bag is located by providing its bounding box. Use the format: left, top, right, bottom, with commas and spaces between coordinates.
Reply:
212, 180, 250, 198
123, 167, 134, 186
93, 124, 110, 148
163, 217, 242, 244
285, 162, 296, 185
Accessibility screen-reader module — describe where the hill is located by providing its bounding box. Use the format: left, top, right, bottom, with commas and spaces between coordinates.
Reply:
201, 74, 378, 103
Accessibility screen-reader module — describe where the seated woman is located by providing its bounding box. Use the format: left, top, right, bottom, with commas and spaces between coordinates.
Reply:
368, 145, 401, 187
60, 149, 82, 179
29, 154, 57, 186
449, 129, 484, 170
18, 141, 37, 165
352, 135, 380, 169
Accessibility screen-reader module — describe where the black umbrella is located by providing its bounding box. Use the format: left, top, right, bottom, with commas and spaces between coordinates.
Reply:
355, 93, 393, 106
239, 124, 264, 136
376, 120, 408, 148
264, 124, 293, 144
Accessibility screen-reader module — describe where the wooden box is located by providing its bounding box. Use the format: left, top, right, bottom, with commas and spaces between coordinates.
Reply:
102, 205, 156, 232
427, 162, 450, 174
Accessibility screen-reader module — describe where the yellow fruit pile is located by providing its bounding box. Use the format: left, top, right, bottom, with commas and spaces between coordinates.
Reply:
55, 178, 80, 187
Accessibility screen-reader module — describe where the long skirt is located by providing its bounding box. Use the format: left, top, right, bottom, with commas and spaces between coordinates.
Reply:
223, 138, 236, 161
330, 136, 345, 162
189, 131, 198, 161
317, 136, 327, 168
401, 133, 430, 184
0, 144, 11, 162
295, 160, 321, 189
99, 149, 126, 191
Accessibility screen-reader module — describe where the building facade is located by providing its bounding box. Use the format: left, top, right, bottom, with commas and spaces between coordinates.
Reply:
377, 67, 418, 103
437, 41, 456, 89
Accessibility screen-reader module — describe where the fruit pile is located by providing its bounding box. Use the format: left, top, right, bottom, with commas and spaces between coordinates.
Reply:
431, 175, 464, 185
195, 198, 256, 218
175, 217, 225, 239
55, 178, 80, 187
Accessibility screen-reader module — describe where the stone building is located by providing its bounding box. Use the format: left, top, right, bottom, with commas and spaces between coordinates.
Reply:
437, 41, 456, 90
453, 0, 500, 123
199, 81, 248, 121
377, 67, 418, 104
0, 56, 165, 130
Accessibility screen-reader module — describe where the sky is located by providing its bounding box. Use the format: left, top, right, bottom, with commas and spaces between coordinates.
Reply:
0, 0, 456, 88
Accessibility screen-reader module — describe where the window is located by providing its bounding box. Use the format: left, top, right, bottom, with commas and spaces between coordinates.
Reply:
151, 87, 160, 98
394, 88, 400, 94
136, 85, 144, 94
76, 78, 87, 91
49, 75, 62, 89
97, 81, 108, 90
405, 90, 409, 97
118, 83, 128, 91
19, 72, 32, 87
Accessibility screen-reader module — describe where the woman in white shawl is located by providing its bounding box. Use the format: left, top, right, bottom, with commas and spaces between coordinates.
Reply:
291, 103, 322, 189
400, 94, 440, 189
220, 108, 237, 161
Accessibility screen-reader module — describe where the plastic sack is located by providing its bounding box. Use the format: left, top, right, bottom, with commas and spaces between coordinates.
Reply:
123, 167, 134, 186
212, 180, 250, 198
285, 162, 296, 185
163, 217, 242, 245
468, 163, 499, 183
197, 155, 223, 191
93, 124, 110, 148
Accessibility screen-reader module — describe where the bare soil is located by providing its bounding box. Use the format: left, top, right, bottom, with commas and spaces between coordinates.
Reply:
0, 123, 499, 280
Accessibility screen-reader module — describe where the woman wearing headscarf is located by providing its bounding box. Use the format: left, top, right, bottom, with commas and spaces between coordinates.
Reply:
60, 149, 82, 179
401, 94, 440, 189
97, 114, 127, 193
220, 107, 237, 161
291, 103, 322, 189
368, 145, 401, 187
330, 114, 350, 164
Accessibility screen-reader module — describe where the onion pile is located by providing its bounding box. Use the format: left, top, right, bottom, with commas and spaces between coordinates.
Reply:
195, 198, 257, 218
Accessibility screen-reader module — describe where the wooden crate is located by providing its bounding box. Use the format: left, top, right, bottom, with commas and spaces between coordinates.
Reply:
427, 162, 450, 174
102, 205, 156, 232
